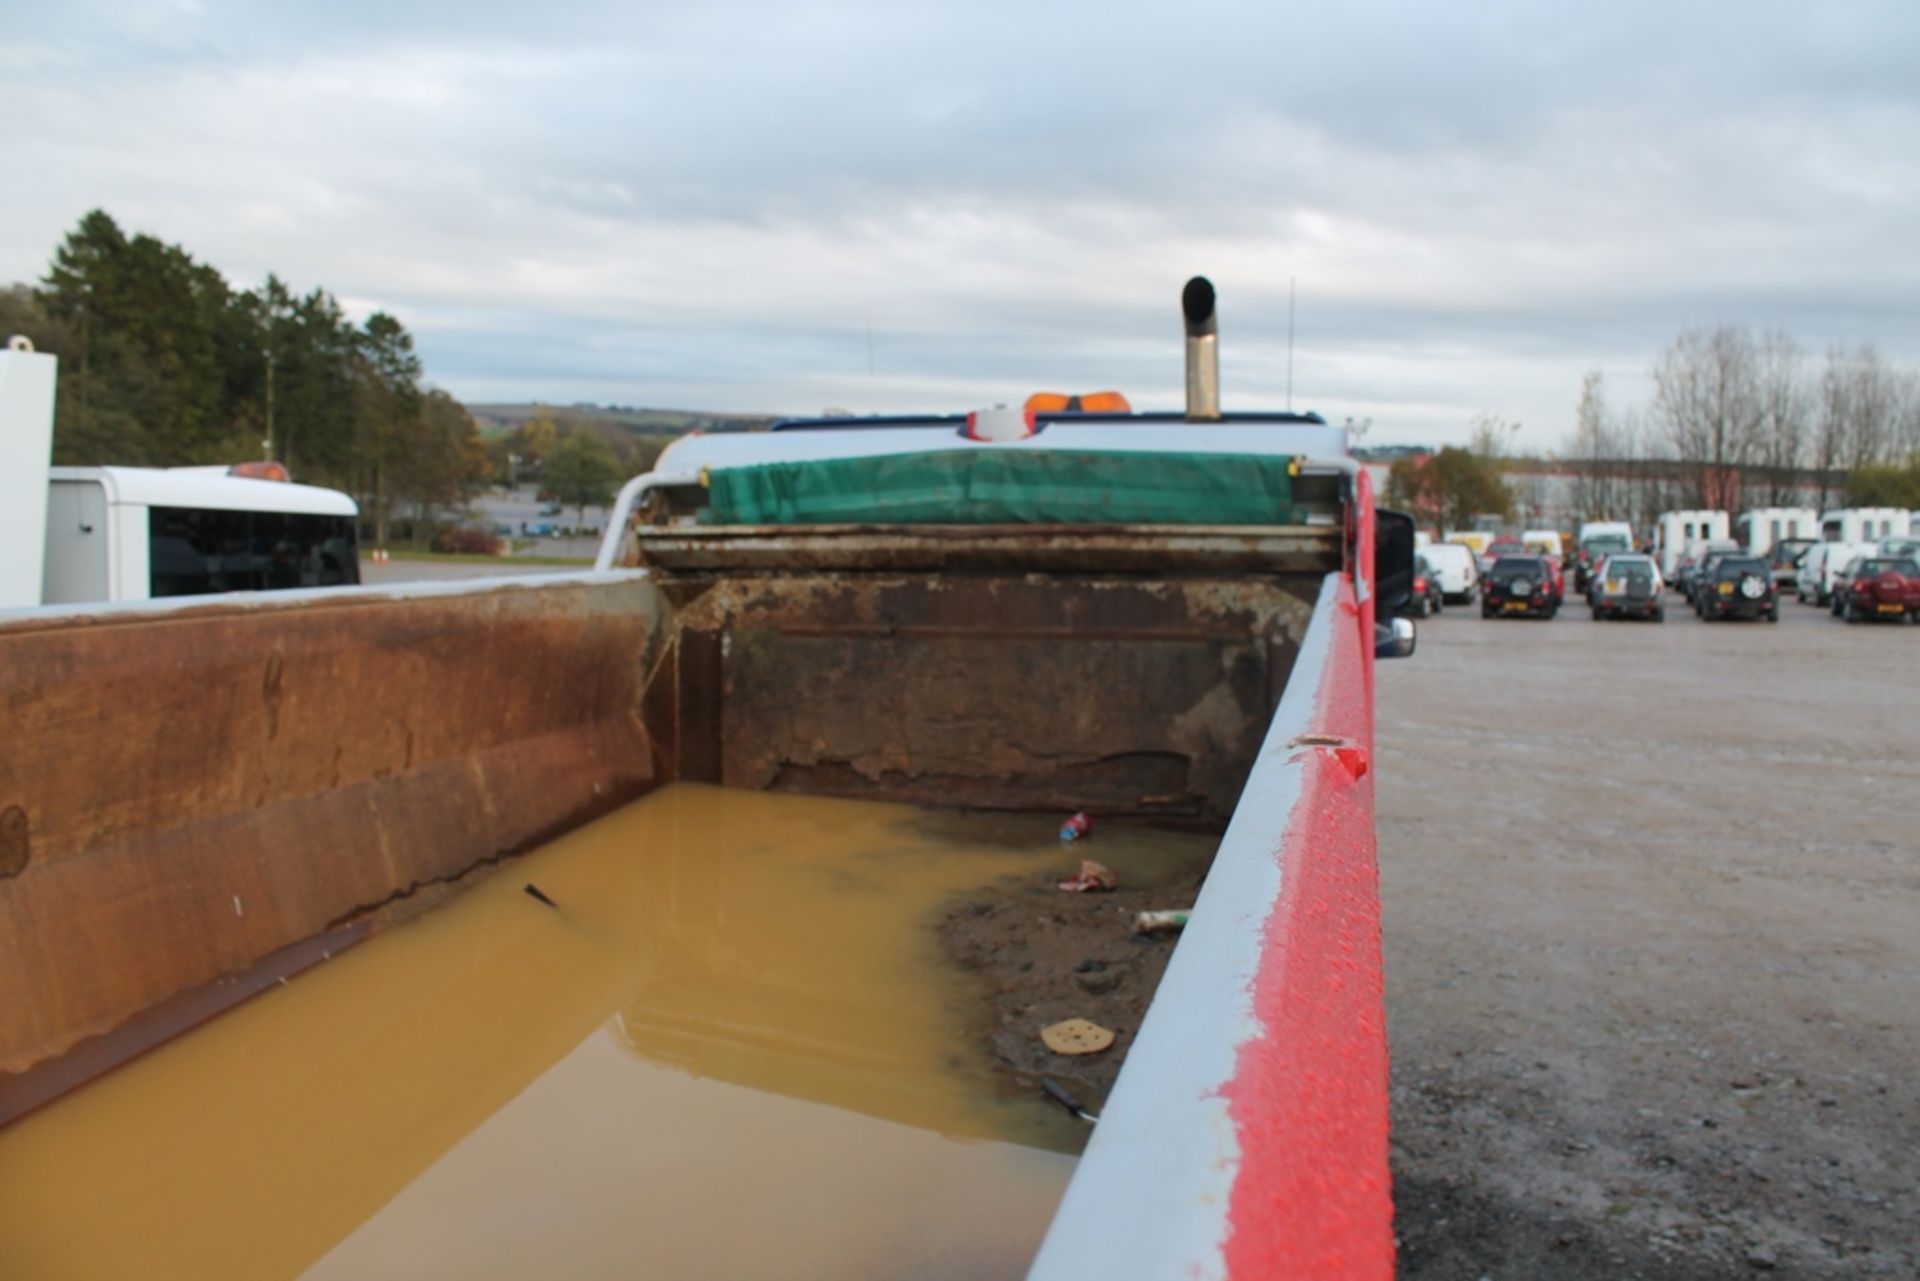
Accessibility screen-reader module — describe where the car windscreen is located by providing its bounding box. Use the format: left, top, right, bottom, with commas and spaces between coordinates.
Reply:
1489, 558, 1541, 580
1859, 559, 1918, 578
1583, 536, 1630, 554
1712, 558, 1769, 579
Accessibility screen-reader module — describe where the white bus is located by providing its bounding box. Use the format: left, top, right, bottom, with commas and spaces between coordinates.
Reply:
42, 465, 360, 606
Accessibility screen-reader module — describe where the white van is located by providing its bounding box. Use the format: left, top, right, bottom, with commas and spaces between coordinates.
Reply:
1796, 540, 1873, 606
1522, 529, 1563, 560
1655, 510, 1732, 579
1577, 519, 1634, 548
1820, 508, 1910, 546
1735, 508, 1818, 557
42, 466, 360, 605
1420, 542, 1479, 603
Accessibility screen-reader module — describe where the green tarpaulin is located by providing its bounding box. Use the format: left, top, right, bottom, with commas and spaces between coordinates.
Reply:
701, 449, 1296, 526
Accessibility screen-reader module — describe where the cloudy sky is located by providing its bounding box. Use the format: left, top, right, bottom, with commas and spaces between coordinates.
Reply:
4, 1, 1917, 447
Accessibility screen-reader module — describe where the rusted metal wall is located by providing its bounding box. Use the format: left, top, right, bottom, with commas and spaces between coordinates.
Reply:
650, 572, 1320, 825
0, 575, 664, 1084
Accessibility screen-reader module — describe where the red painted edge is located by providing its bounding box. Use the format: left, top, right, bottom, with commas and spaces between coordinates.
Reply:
1220, 569, 1394, 1279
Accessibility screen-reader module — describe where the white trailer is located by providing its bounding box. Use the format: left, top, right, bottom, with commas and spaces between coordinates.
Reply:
1819, 507, 1910, 546
1735, 508, 1818, 557
1654, 510, 1731, 579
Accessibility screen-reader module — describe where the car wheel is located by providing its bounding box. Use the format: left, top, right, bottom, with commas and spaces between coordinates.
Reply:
1652, 608, 1665, 623
1481, 606, 1494, 619
1590, 606, 1602, 621
1767, 603, 1779, 622
1845, 598, 1861, 624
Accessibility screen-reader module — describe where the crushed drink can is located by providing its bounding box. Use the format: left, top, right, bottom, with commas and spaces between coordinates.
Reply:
1059, 811, 1092, 842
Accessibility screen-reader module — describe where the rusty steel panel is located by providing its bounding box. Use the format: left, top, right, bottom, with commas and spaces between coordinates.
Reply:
661, 572, 1319, 825
0, 578, 667, 1078
635, 523, 1340, 575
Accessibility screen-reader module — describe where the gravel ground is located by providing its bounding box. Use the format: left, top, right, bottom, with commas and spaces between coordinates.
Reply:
1377, 593, 1919, 1278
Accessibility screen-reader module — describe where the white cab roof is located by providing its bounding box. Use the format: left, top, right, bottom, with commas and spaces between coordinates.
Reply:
49, 466, 358, 517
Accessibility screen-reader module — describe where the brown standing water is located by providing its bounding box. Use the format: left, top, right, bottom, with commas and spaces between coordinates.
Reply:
0, 785, 1212, 1280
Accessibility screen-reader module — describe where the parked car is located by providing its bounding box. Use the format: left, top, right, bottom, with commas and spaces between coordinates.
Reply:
1767, 537, 1816, 588
1675, 539, 1742, 603
1481, 555, 1560, 619
1588, 554, 1665, 621
1695, 555, 1779, 622
1400, 555, 1445, 618
1797, 540, 1873, 606
1572, 531, 1633, 594
1421, 542, 1479, 603
1479, 539, 1529, 576
1832, 556, 1920, 623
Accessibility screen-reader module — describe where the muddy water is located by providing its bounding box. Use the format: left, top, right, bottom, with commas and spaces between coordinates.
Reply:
0, 785, 1124, 1281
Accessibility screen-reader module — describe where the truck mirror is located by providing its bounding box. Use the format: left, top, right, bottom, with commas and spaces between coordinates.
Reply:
1374, 507, 1416, 613
1375, 616, 1417, 659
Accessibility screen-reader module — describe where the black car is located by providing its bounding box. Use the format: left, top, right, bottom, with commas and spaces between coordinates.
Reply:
1572, 534, 1632, 594
1399, 555, 1445, 619
1481, 555, 1559, 619
1696, 555, 1778, 622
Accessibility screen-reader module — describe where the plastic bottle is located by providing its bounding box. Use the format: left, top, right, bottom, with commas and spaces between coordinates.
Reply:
1059, 811, 1092, 842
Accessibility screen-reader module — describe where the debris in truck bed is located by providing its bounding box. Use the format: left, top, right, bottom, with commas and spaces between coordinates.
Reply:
1131, 909, 1189, 936
1039, 1018, 1115, 1056
1055, 859, 1115, 893
935, 822, 1214, 1114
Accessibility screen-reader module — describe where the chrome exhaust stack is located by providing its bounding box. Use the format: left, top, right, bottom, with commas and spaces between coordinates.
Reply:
1182, 276, 1221, 421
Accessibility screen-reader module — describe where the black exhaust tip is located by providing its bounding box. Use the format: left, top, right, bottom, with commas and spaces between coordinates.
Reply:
1181, 276, 1216, 334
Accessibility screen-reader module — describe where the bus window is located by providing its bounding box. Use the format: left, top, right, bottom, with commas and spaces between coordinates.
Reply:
149, 507, 360, 598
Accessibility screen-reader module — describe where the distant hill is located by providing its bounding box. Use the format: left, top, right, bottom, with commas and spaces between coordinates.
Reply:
468, 403, 780, 438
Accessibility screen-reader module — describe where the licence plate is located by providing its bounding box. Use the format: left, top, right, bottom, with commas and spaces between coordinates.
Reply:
1606, 579, 1624, 593
1718, 582, 1734, 595
1503, 601, 1528, 612
1878, 603, 1903, 613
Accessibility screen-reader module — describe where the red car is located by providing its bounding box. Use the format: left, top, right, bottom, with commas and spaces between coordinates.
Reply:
1836, 556, 1920, 623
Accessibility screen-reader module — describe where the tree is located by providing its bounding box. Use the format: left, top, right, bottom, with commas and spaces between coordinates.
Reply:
542, 432, 621, 530
1749, 332, 1807, 506
352, 312, 424, 547
1385, 445, 1513, 534
1652, 327, 1763, 512
1848, 455, 1920, 509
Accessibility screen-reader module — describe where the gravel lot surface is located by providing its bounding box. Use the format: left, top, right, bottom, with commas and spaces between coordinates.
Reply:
1378, 594, 1919, 1278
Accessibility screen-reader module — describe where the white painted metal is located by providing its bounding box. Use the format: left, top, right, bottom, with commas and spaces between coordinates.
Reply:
51, 466, 358, 517
40, 476, 110, 605
1027, 572, 1342, 1281
0, 344, 58, 608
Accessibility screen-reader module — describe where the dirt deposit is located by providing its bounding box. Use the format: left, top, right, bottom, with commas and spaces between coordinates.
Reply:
934, 820, 1215, 1119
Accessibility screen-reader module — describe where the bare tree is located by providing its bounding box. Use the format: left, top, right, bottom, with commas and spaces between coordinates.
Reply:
1750, 331, 1806, 506
1652, 327, 1763, 512
1812, 347, 1853, 510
